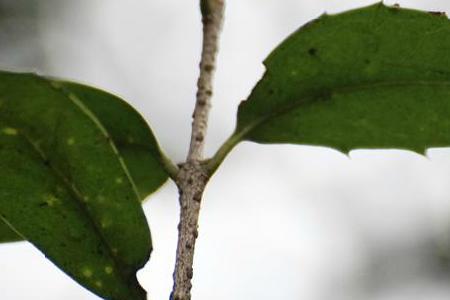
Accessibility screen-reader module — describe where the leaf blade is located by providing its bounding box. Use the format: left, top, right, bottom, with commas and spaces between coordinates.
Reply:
0, 71, 153, 299
0, 128, 145, 299
0, 77, 168, 246
236, 4, 450, 153
56, 81, 168, 199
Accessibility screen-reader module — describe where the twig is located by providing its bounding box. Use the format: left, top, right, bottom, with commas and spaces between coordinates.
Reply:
170, 1, 225, 300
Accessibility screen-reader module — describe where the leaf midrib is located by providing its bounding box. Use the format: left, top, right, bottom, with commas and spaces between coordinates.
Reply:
44, 77, 146, 295
5, 75, 144, 298
17, 125, 137, 296
47, 79, 143, 204
237, 79, 450, 141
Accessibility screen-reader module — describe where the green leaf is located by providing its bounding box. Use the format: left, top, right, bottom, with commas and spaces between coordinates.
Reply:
0, 71, 155, 299
235, 3, 450, 154
56, 81, 169, 200
0, 219, 22, 242
0, 78, 169, 243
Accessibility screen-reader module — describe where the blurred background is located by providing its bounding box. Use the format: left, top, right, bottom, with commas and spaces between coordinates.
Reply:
0, 0, 449, 299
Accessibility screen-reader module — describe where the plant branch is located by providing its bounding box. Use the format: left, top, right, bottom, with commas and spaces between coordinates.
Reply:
170, 1, 225, 300
187, 0, 225, 162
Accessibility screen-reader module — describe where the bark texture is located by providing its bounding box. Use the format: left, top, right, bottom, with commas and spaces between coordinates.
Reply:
187, 0, 225, 162
170, 1, 225, 300
170, 163, 208, 300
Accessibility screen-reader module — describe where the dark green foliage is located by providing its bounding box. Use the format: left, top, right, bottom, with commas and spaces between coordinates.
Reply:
236, 3, 450, 154
57, 81, 168, 200
0, 71, 169, 299
0, 219, 22, 242
0, 79, 169, 244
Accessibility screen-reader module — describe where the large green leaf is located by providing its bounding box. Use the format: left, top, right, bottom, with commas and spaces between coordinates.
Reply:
0, 78, 168, 243
56, 81, 168, 200
235, 3, 450, 153
0, 71, 155, 299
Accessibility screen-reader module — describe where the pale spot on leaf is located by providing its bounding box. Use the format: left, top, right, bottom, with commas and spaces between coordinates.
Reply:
97, 195, 106, 203
101, 218, 112, 228
67, 137, 75, 145
2, 127, 18, 136
42, 194, 61, 207
104, 266, 113, 275
82, 267, 93, 278
115, 177, 123, 184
